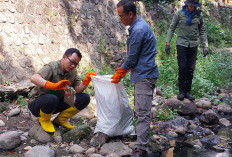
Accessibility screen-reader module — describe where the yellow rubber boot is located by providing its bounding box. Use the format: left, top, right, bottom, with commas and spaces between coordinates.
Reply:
53, 107, 80, 129
38, 110, 55, 133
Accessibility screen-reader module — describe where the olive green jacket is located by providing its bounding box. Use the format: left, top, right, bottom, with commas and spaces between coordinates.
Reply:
166, 9, 208, 48
30, 60, 81, 100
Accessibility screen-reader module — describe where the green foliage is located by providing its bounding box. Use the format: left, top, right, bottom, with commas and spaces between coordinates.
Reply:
204, 18, 232, 48
99, 35, 110, 56
119, 42, 127, 51
122, 74, 134, 105
77, 62, 95, 96
98, 64, 114, 75
156, 107, 178, 121
17, 95, 27, 107
3, 93, 10, 103
156, 56, 178, 98
5, 80, 11, 86
191, 51, 232, 98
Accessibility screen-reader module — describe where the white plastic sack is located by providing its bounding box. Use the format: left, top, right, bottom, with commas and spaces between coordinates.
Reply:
91, 75, 134, 137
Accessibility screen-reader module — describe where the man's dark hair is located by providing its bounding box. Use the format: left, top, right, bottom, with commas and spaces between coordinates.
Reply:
64, 48, 82, 59
117, 0, 136, 15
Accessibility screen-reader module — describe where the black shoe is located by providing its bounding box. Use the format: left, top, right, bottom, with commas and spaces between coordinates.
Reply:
185, 92, 195, 101
177, 92, 185, 101
90, 132, 108, 147
131, 148, 147, 157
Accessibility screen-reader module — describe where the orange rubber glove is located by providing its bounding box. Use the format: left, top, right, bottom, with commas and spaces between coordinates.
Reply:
111, 67, 129, 83
44, 80, 71, 91
82, 71, 96, 86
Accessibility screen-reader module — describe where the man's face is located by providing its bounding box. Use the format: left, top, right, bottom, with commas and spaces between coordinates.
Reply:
187, 5, 196, 13
62, 53, 80, 72
117, 6, 132, 26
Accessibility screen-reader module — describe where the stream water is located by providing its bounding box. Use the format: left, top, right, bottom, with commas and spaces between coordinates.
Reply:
174, 97, 232, 157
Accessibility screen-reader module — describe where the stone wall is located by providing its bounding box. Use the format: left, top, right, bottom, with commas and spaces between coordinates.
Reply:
0, 0, 231, 85
0, 0, 170, 84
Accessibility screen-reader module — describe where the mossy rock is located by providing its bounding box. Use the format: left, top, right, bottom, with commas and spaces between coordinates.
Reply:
62, 125, 91, 144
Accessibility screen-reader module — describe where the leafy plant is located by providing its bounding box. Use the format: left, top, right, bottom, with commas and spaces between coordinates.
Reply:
17, 95, 27, 107
156, 107, 178, 121
4, 93, 10, 103
99, 35, 110, 56
5, 80, 11, 86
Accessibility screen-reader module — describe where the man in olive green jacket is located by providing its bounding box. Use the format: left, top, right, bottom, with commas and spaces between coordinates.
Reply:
165, 0, 209, 101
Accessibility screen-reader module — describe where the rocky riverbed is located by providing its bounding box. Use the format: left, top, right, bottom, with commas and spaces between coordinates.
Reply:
0, 87, 232, 157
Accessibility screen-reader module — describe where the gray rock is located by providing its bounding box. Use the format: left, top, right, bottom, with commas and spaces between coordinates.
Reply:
199, 109, 219, 125
28, 122, 52, 143
100, 142, 132, 156
164, 116, 189, 134
24, 146, 55, 157
200, 135, 220, 146
163, 98, 197, 116
69, 144, 86, 154
7, 107, 21, 117
219, 118, 231, 127
217, 103, 232, 113
196, 99, 212, 109
0, 131, 21, 150
0, 119, 5, 126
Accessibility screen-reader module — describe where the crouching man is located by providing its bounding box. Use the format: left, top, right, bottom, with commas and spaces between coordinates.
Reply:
28, 48, 96, 133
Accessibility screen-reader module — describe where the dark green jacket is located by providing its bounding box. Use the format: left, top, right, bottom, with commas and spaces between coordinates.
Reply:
166, 9, 208, 48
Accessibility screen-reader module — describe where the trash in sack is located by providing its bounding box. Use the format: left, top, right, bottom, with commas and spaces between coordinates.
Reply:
64, 85, 76, 107
91, 75, 134, 137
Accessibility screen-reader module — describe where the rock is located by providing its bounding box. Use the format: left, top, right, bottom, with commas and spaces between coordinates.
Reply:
86, 147, 96, 154
0, 131, 21, 150
199, 109, 219, 125
196, 99, 212, 109
28, 122, 52, 143
163, 98, 197, 116
7, 107, 21, 117
164, 116, 189, 134
89, 154, 104, 157
100, 142, 132, 156
150, 107, 157, 118
0, 103, 8, 113
200, 135, 220, 146
219, 118, 231, 127
106, 153, 121, 157
217, 103, 232, 113
213, 145, 225, 152
63, 125, 91, 144
0, 119, 5, 126
191, 139, 202, 148
149, 135, 170, 155
69, 144, 86, 154
74, 107, 95, 119
24, 146, 55, 157
166, 131, 178, 139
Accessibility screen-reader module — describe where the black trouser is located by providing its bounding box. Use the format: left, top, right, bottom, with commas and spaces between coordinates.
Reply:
28, 93, 90, 117
176, 45, 197, 93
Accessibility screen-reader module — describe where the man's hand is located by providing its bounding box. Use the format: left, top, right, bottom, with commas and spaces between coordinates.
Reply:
203, 47, 209, 57
44, 80, 71, 90
82, 71, 96, 86
111, 67, 129, 83
165, 45, 170, 55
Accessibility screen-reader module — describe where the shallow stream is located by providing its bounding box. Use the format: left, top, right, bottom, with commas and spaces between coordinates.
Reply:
174, 97, 232, 157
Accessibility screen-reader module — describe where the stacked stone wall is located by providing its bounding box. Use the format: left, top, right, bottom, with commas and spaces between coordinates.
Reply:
0, 0, 230, 84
